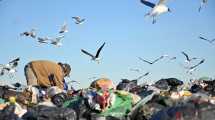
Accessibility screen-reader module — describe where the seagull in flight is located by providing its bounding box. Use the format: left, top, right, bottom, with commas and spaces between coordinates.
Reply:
72, 16, 85, 24
59, 22, 68, 34
37, 37, 49, 44
138, 56, 164, 65
181, 51, 200, 63
199, 0, 208, 12
20, 29, 37, 38
199, 35, 215, 44
0, 57, 20, 76
140, 0, 171, 24
50, 35, 65, 47
81, 42, 105, 63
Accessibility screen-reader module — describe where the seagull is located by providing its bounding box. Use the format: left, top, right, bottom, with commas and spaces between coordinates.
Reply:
50, 35, 65, 47
37, 37, 49, 44
199, 35, 215, 44
20, 29, 37, 38
81, 42, 105, 63
72, 16, 85, 24
59, 22, 68, 34
0, 57, 20, 76
181, 51, 199, 63
138, 56, 164, 65
140, 0, 171, 24
199, 0, 208, 12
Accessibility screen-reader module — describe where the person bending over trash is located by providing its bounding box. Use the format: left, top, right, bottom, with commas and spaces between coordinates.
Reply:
24, 60, 71, 90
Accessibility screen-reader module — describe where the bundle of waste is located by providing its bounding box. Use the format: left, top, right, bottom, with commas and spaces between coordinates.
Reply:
1, 77, 215, 120
153, 78, 184, 91
63, 78, 141, 120
22, 105, 77, 120
190, 79, 215, 96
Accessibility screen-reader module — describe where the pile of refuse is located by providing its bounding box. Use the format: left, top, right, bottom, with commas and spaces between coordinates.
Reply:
1, 77, 215, 120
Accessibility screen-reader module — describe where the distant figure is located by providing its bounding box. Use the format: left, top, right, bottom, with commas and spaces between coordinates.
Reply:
24, 60, 71, 90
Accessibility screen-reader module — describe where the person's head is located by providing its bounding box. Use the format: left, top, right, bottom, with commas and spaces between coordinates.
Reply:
58, 62, 71, 77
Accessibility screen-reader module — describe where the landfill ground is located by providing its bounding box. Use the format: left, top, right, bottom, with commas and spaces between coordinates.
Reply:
1, 77, 215, 120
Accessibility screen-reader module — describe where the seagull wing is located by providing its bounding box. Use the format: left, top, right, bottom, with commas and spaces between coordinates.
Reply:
181, 51, 190, 61
140, 0, 155, 8
59, 22, 68, 33
158, 0, 168, 5
9, 57, 20, 64
72, 17, 80, 21
152, 56, 164, 64
199, 36, 209, 41
95, 42, 105, 58
81, 49, 95, 58
138, 57, 153, 64
190, 59, 205, 69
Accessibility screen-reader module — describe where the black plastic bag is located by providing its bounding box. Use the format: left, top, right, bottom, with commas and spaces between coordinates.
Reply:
22, 105, 77, 120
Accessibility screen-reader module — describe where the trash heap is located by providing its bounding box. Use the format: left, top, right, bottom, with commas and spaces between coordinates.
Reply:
0, 77, 215, 120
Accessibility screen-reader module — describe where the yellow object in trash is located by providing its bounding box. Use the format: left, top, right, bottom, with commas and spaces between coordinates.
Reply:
9, 97, 16, 104
181, 91, 192, 97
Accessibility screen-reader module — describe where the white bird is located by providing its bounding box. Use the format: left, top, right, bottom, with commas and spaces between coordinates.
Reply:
37, 37, 49, 44
199, 0, 208, 12
59, 22, 68, 34
20, 29, 37, 38
140, 0, 171, 24
199, 35, 215, 44
72, 16, 85, 24
138, 56, 164, 65
50, 35, 65, 47
81, 42, 105, 63
0, 57, 20, 76
181, 51, 199, 64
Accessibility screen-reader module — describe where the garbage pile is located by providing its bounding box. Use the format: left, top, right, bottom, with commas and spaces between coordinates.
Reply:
1, 77, 215, 120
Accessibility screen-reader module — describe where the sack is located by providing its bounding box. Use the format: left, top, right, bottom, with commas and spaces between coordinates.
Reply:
22, 105, 77, 120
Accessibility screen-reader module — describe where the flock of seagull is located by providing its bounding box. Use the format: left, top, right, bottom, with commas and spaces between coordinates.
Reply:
0, 0, 213, 82
20, 16, 85, 47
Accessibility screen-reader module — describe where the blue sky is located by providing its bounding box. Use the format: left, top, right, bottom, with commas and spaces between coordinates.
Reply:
0, 0, 215, 88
